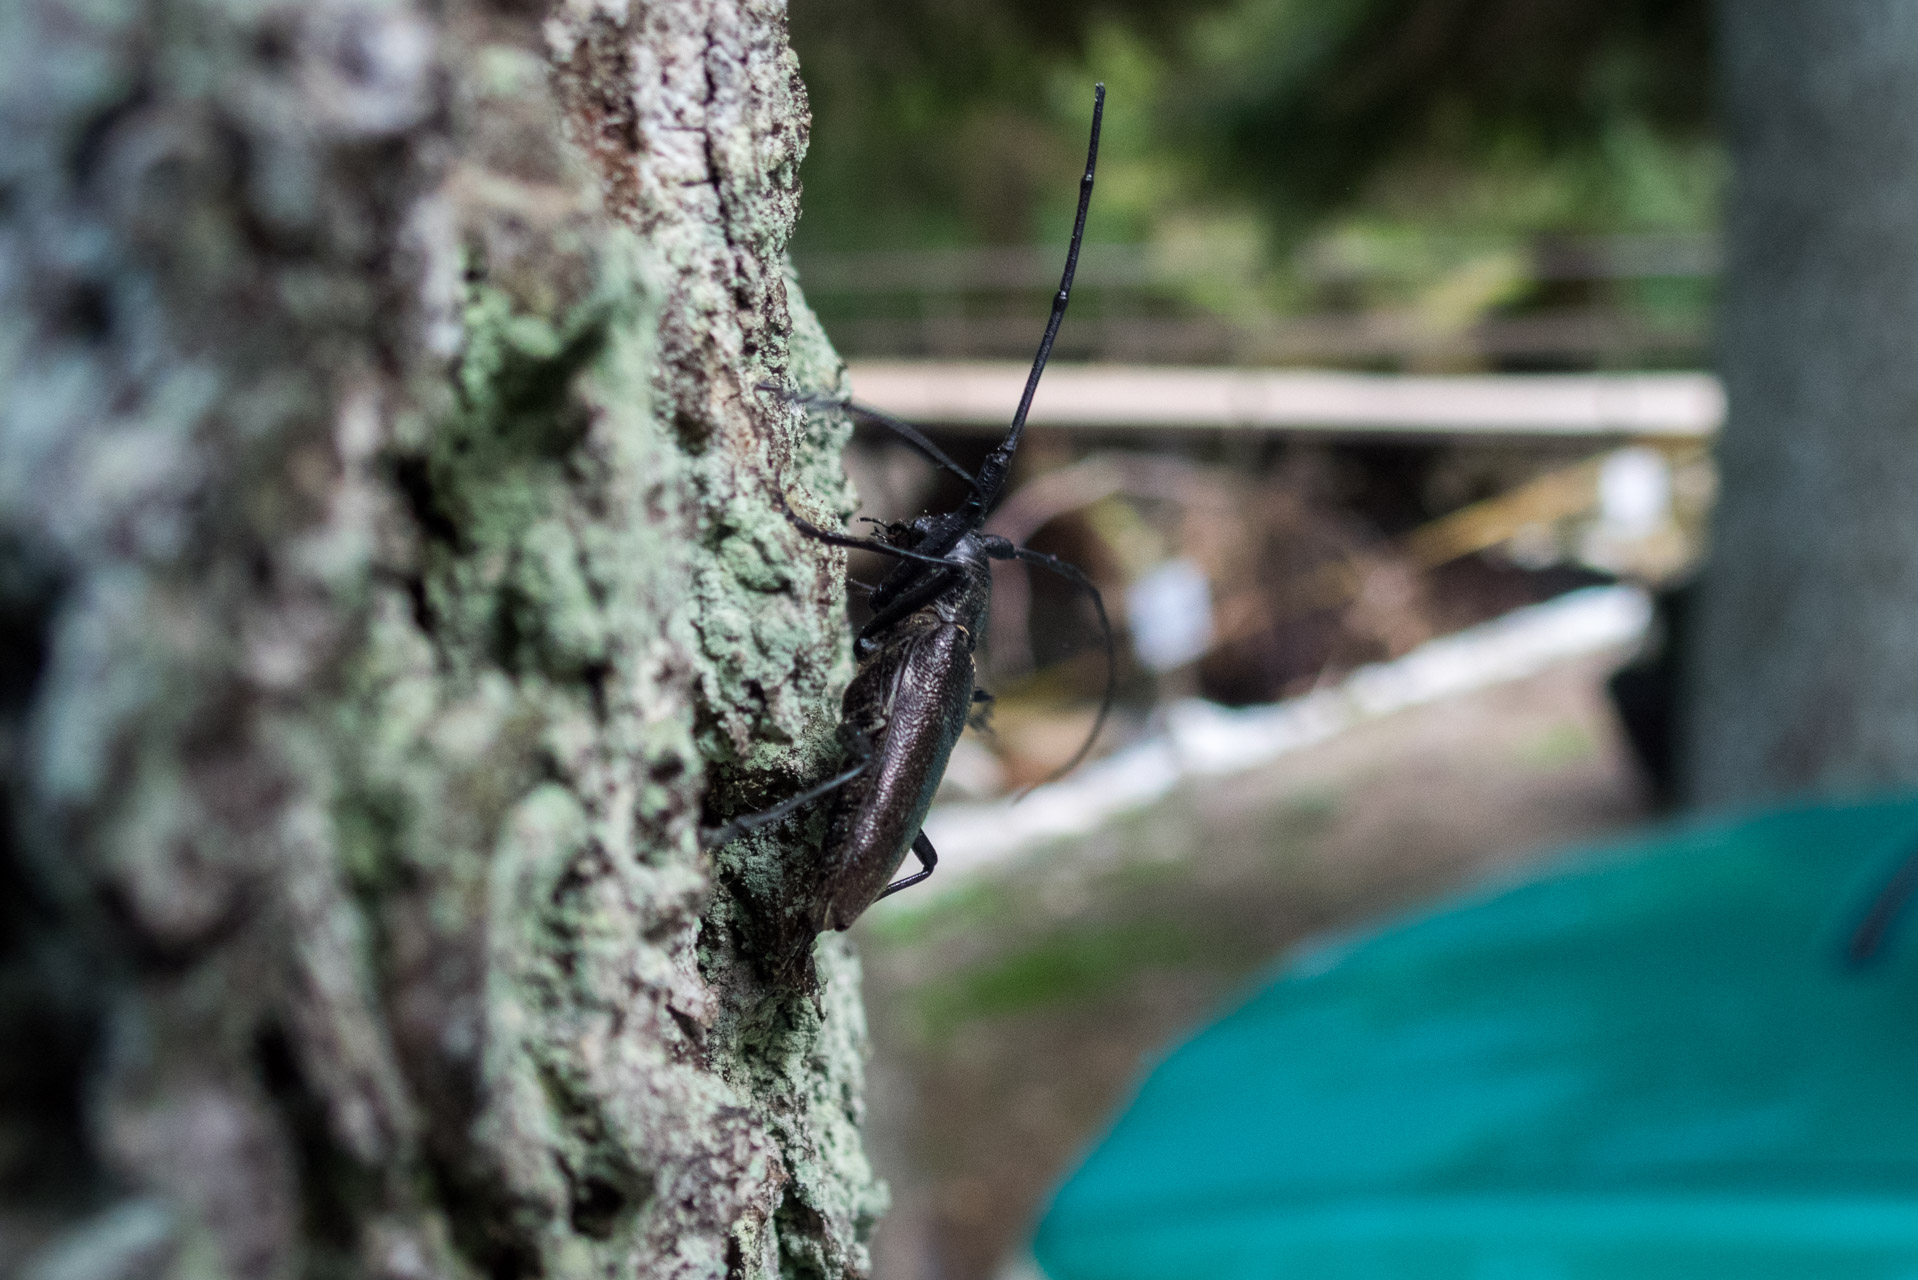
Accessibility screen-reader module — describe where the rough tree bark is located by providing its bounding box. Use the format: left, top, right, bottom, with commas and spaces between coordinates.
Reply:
0, 0, 883, 1277
1688, 2, 1918, 807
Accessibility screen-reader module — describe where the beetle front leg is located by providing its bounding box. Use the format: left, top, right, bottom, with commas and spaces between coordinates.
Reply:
874, 829, 938, 903
775, 490, 959, 571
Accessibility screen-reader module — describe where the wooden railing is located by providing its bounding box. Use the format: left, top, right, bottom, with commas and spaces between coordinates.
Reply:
795, 234, 1717, 368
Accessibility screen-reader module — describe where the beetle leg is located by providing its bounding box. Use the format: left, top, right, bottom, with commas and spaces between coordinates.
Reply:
874, 829, 938, 902
856, 566, 958, 647
968, 688, 995, 732
700, 728, 875, 851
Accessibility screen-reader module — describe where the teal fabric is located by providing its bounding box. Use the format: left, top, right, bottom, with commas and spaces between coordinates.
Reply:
1034, 798, 1918, 1279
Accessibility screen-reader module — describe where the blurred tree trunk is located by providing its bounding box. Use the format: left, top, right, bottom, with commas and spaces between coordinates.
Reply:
1687, 3, 1918, 807
0, 1, 881, 1278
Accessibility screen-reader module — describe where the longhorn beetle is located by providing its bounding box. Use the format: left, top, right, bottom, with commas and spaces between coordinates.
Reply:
708, 84, 1114, 935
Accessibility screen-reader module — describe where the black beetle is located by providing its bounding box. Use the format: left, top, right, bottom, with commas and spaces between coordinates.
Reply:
709, 84, 1114, 935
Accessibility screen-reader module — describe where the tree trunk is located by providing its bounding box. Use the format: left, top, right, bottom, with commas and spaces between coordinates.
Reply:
1687, 2, 1918, 807
0, 0, 882, 1277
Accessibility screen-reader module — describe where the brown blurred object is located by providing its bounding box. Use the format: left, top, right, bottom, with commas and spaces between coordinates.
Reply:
975, 439, 1705, 718
982, 704, 1107, 792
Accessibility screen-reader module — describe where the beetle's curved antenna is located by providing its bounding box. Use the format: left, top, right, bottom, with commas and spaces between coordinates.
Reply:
981, 535, 1116, 790
971, 83, 1105, 519
764, 385, 983, 497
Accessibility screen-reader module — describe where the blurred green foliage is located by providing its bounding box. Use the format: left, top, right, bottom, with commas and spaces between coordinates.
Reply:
912, 919, 1207, 1039
790, 0, 1719, 258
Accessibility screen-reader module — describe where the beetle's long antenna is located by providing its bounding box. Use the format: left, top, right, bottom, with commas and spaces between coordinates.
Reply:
761, 384, 982, 496
1014, 87, 1104, 435
972, 84, 1104, 516
981, 536, 1115, 790
838, 401, 980, 492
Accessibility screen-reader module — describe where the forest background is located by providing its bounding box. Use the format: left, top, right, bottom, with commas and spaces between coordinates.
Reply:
790, 0, 1717, 348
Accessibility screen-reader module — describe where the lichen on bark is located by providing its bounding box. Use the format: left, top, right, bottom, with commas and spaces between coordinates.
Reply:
0, 0, 884, 1277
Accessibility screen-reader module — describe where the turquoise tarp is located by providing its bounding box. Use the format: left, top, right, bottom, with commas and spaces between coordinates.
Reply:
1034, 798, 1918, 1279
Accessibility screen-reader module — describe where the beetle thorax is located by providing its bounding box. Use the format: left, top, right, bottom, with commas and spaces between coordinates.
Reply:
935, 533, 993, 635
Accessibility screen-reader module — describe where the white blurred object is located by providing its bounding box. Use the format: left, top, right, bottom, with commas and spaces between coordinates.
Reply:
1598, 447, 1672, 536
1580, 446, 1681, 577
1505, 521, 1563, 571
1125, 559, 1215, 672
992, 1254, 1053, 1280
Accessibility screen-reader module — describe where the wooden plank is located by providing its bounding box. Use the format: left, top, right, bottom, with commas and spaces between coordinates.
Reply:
796, 234, 1717, 292
830, 310, 1706, 367
843, 361, 1723, 438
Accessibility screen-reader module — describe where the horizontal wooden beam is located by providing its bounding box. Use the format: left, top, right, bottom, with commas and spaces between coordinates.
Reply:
796, 234, 1718, 293
844, 361, 1723, 439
